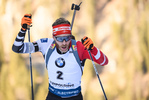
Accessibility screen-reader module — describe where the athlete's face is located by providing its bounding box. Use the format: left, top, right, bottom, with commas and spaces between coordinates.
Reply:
53, 34, 71, 53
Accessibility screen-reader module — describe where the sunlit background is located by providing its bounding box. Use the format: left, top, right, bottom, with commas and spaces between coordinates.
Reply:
0, 0, 149, 100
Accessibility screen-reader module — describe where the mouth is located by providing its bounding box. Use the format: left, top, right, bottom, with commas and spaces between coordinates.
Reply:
60, 46, 67, 51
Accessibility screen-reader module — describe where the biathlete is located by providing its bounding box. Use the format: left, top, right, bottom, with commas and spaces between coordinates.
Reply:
12, 14, 108, 100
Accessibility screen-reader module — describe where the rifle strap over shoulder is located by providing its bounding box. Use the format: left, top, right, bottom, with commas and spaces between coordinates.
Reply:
45, 41, 56, 67
71, 39, 83, 74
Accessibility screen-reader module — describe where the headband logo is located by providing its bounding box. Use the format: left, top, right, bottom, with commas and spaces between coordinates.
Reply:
53, 26, 71, 33
52, 24, 71, 36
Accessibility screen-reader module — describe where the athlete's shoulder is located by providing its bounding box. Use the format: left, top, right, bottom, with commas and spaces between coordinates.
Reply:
71, 40, 84, 48
36, 38, 53, 48
35, 38, 53, 45
35, 38, 54, 54
39, 38, 53, 43
76, 41, 84, 48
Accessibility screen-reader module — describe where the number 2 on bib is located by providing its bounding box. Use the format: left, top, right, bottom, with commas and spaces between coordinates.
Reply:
57, 71, 63, 80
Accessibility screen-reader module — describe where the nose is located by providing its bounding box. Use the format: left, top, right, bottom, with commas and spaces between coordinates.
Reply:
62, 40, 66, 44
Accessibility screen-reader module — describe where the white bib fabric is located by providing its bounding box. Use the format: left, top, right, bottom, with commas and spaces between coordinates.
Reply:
46, 47, 82, 97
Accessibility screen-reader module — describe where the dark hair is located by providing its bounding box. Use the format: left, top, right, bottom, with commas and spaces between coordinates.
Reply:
71, 35, 75, 40
52, 18, 71, 27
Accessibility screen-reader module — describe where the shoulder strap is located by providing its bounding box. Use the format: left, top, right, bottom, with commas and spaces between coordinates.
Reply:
71, 39, 83, 74
45, 41, 56, 67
